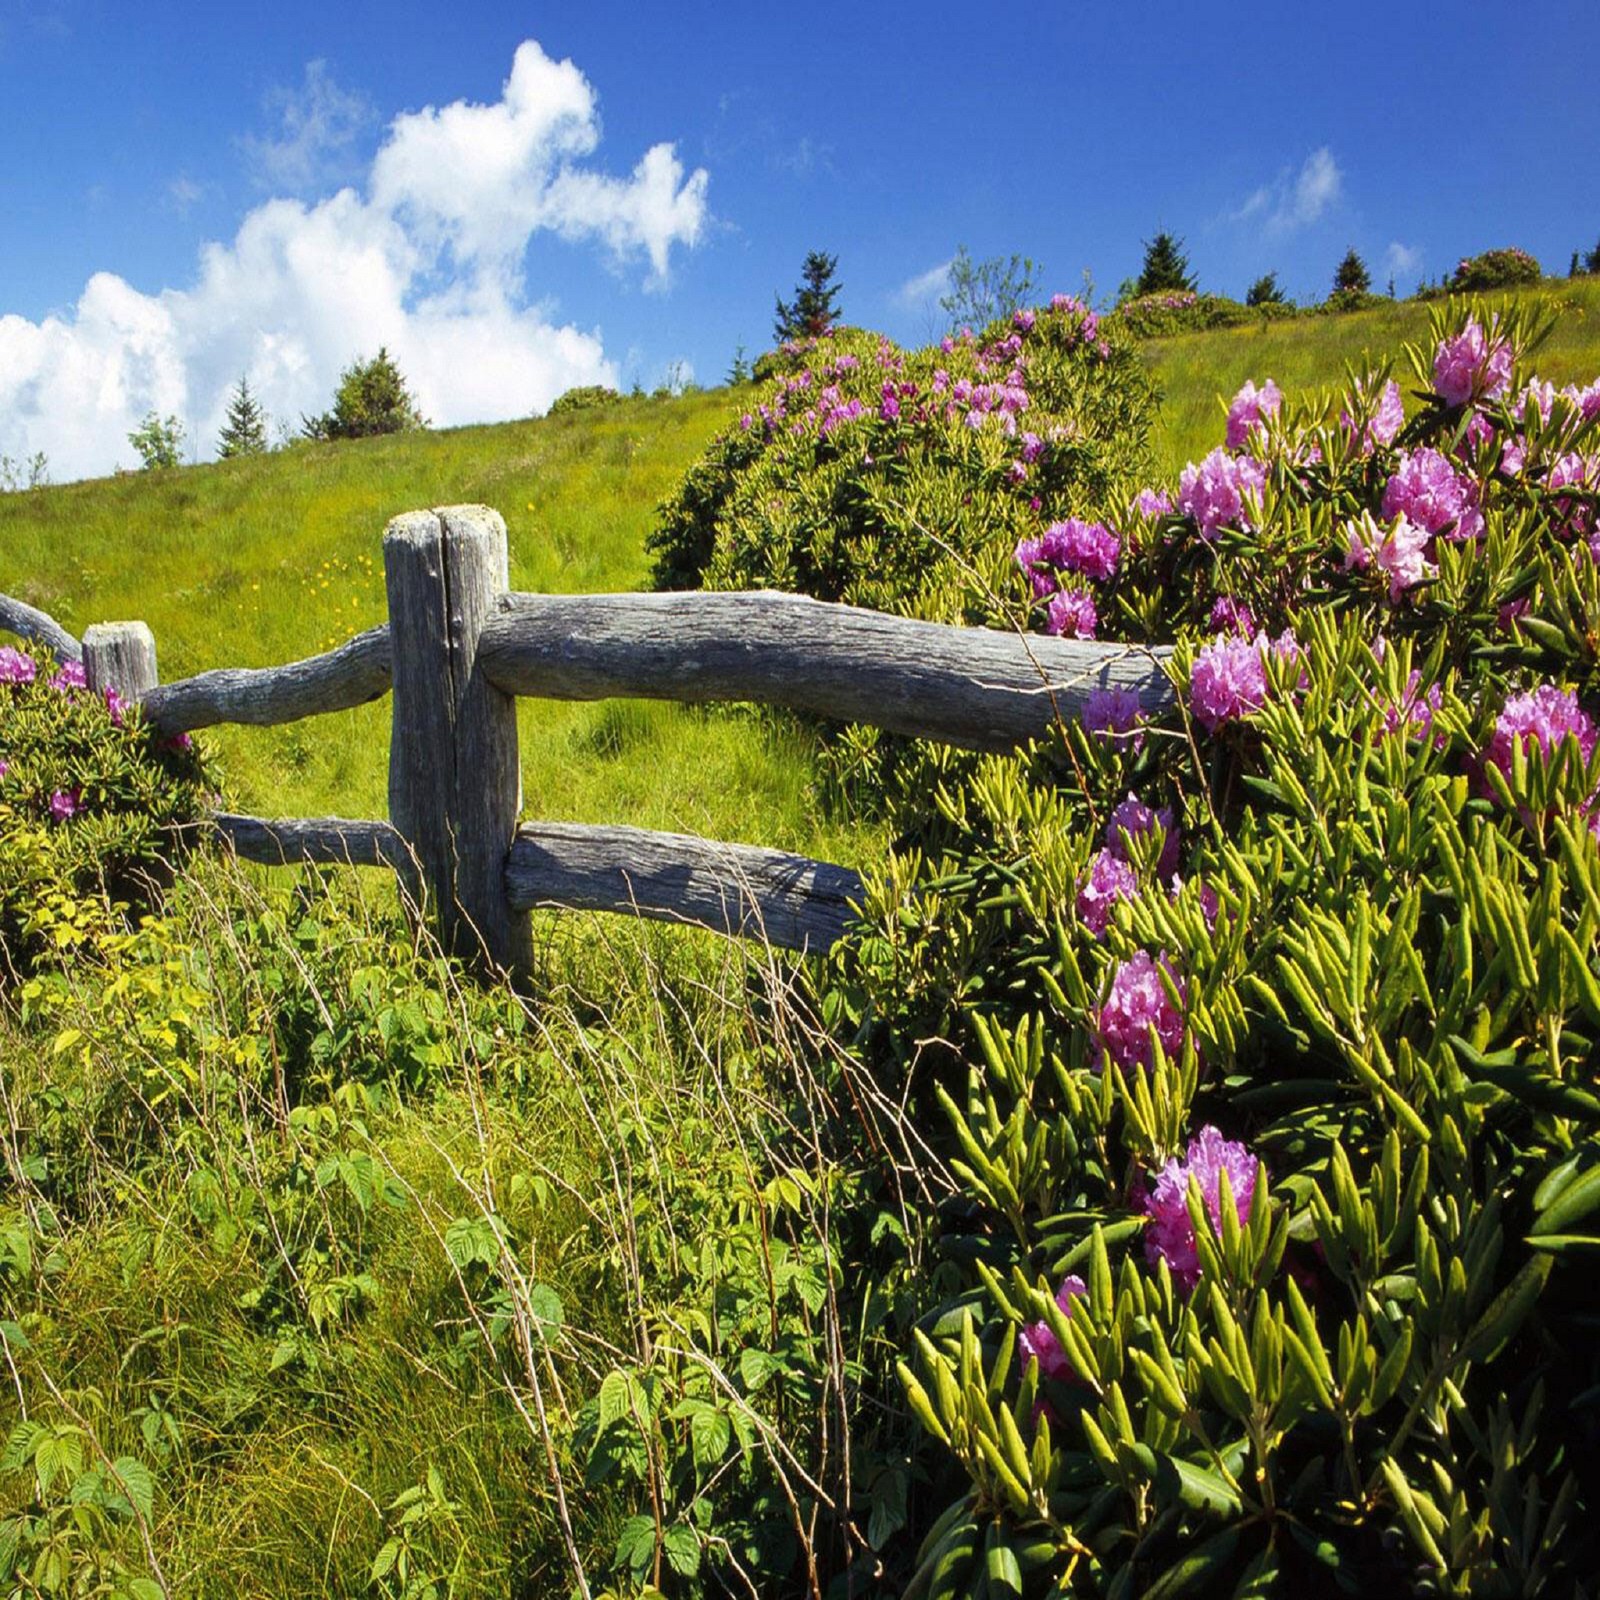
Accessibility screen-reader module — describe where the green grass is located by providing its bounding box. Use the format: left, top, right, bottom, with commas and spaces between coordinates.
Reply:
1141, 275, 1600, 479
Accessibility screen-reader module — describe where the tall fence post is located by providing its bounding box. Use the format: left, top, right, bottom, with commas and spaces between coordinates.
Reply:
82, 621, 158, 698
383, 505, 531, 979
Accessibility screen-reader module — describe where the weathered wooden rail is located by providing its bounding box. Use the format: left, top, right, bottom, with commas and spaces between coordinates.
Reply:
2, 505, 1172, 972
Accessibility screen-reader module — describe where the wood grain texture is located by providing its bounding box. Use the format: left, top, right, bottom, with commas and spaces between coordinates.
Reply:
83, 621, 158, 698
139, 626, 392, 734
479, 590, 1171, 750
213, 812, 411, 870
0, 593, 81, 662
385, 506, 531, 977
505, 821, 863, 952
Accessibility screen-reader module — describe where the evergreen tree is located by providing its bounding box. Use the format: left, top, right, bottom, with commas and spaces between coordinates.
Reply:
1333, 248, 1372, 296
302, 347, 427, 440
727, 342, 751, 384
1134, 232, 1197, 297
773, 252, 842, 343
217, 375, 269, 458
1584, 239, 1600, 276
1245, 271, 1287, 308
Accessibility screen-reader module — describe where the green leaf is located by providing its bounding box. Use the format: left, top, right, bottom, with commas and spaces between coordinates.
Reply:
1533, 1163, 1600, 1237
111, 1457, 154, 1522
662, 1524, 700, 1578
985, 1539, 1024, 1596
615, 1513, 657, 1580
1459, 1254, 1552, 1365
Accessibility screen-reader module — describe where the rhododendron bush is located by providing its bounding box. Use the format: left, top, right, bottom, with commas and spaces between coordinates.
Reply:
817, 300, 1600, 1594
0, 644, 208, 973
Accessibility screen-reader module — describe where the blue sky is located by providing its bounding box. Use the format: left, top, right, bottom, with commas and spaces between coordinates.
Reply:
2, 0, 1597, 480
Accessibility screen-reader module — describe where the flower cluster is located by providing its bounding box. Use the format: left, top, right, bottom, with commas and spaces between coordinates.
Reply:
1343, 511, 1437, 602
1016, 1274, 1088, 1386
1433, 317, 1513, 407
1381, 448, 1484, 542
1484, 685, 1597, 780
1142, 1127, 1258, 1291
0, 646, 38, 685
1096, 950, 1186, 1072
1177, 447, 1266, 539
1225, 379, 1282, 450
1189, 631, 1302, 730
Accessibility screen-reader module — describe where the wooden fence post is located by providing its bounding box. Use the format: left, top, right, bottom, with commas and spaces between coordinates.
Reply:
82, 621, 158, 698
383, 506, 531, 979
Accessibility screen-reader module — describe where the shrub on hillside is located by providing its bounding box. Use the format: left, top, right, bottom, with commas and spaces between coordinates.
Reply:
0, 646, 209, 974
1453, 245, 1542, 292
650, 301, 1157, 626
1109, 291, 1291, 339
823, 298, 1600, 1593
302, 347, 427, 441
547, 383, 621, 417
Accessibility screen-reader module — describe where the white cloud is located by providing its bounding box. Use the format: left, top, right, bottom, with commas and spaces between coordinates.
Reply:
165, 175, 205, 215
1232, 147, 1343, 234
896, 258, 953, 308
0, 40, 710, 481
1385, 241, 1423, 277
239, 59, 376, 193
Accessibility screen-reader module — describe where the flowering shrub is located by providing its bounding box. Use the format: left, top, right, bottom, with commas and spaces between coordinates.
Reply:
1109, 291, 1294, 340
827, 298, 1600, 1593
649, 304, 1157, 625
1451, 246, 1542, 293
0, 642, 208, 973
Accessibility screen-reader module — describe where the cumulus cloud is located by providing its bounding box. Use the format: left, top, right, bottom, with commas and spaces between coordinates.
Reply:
1233, 147, 1343, 234
0, 40, 710, 481
896, 258, 953, 309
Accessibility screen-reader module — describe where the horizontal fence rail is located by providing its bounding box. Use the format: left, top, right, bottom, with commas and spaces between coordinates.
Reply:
480, 590, 1172, 753
143, 625, 392, 735
2, 503, 1176, 972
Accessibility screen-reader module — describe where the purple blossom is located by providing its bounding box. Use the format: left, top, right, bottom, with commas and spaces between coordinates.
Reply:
1341, 377, 1406, 452
1190, 633, 1270, 731
1019, 431, 1046, 464
1013, 308, 1037, 332
1177, 448, 1267, 539
49, 787, 81, 823
1560, 379, 1600, 422
0, 647, 37, 685
1106, 792, 1179, 880
1381, 669, 1445, 747
1040, 517, 1120, 581
1046, 587, 1097, 639
1096, 950, 1186, 1073
49, 659, 88, 693
1077, 849, 1138, 938
1546, 453, 1598, 542
1225, 378, 1283, 450
1381, 448, 1484, 542
1484, 686, 1598, 783
105, 687, 127, 728
1083, 686, 1146, 749
1132, 487, 1173, 519
1344, 513, 1437, 602
1208, 596, 1257, 636
1142, 1127, 1258, 1291
1016, 1275, 1087, 1385
1433, 319, 1514, 407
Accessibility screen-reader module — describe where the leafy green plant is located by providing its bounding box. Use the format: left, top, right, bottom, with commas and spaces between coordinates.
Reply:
549, 384, 622, 417
1452, 248, 1542, 293
303, 348, 427, 441
127, 413, 184, 471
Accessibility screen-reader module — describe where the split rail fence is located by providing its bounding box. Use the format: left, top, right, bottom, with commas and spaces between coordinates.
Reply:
1, 505, 1172, 976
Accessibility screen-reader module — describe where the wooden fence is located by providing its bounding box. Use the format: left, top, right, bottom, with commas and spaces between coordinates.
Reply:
1, 505, 1172, 974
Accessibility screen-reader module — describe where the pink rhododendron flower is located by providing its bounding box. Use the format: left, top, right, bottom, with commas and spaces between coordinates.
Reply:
1190, 633, 1270, 730
1083, 687, 1146, 749
1106, 793, 1179, 880
1340, 378, 1405, 453
1225, 378, 1283, 450
1096, 950, 1186, 1073
1132, 487, 1173, 519
1484, 686, 1598, 782
1177, 448, 1267, 538
1516, 379, 1555, 424
1016, 1275, 1087, 1385
1560, 379, 1600, 422
49, 660, 87, 693
1381, 448, 1484, 541
0, 647, 37, 685
1208, 596, 1257, 636
1381, 669, 1446, 747
1013, 308, 1037, 332
49, 788, 80, 823
1344, 512, 1437, 602
105, 687, 127, 727
1040, 517, 1120, 581
1546, 453, 1598, 542
1077, 849, 1139, 938
1047, 588, 1097, 639
1433, 319, 1514, 407
1142, 1127, 1258, 1291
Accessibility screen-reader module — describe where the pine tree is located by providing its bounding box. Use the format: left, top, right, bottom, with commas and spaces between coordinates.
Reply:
217, 375, 269, 458
1134, 232, 1197, 297
1333, 248, 1372, 296
1245, 272, 1287, 308
302, 347, 427, 440
773, 252, 842, 343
